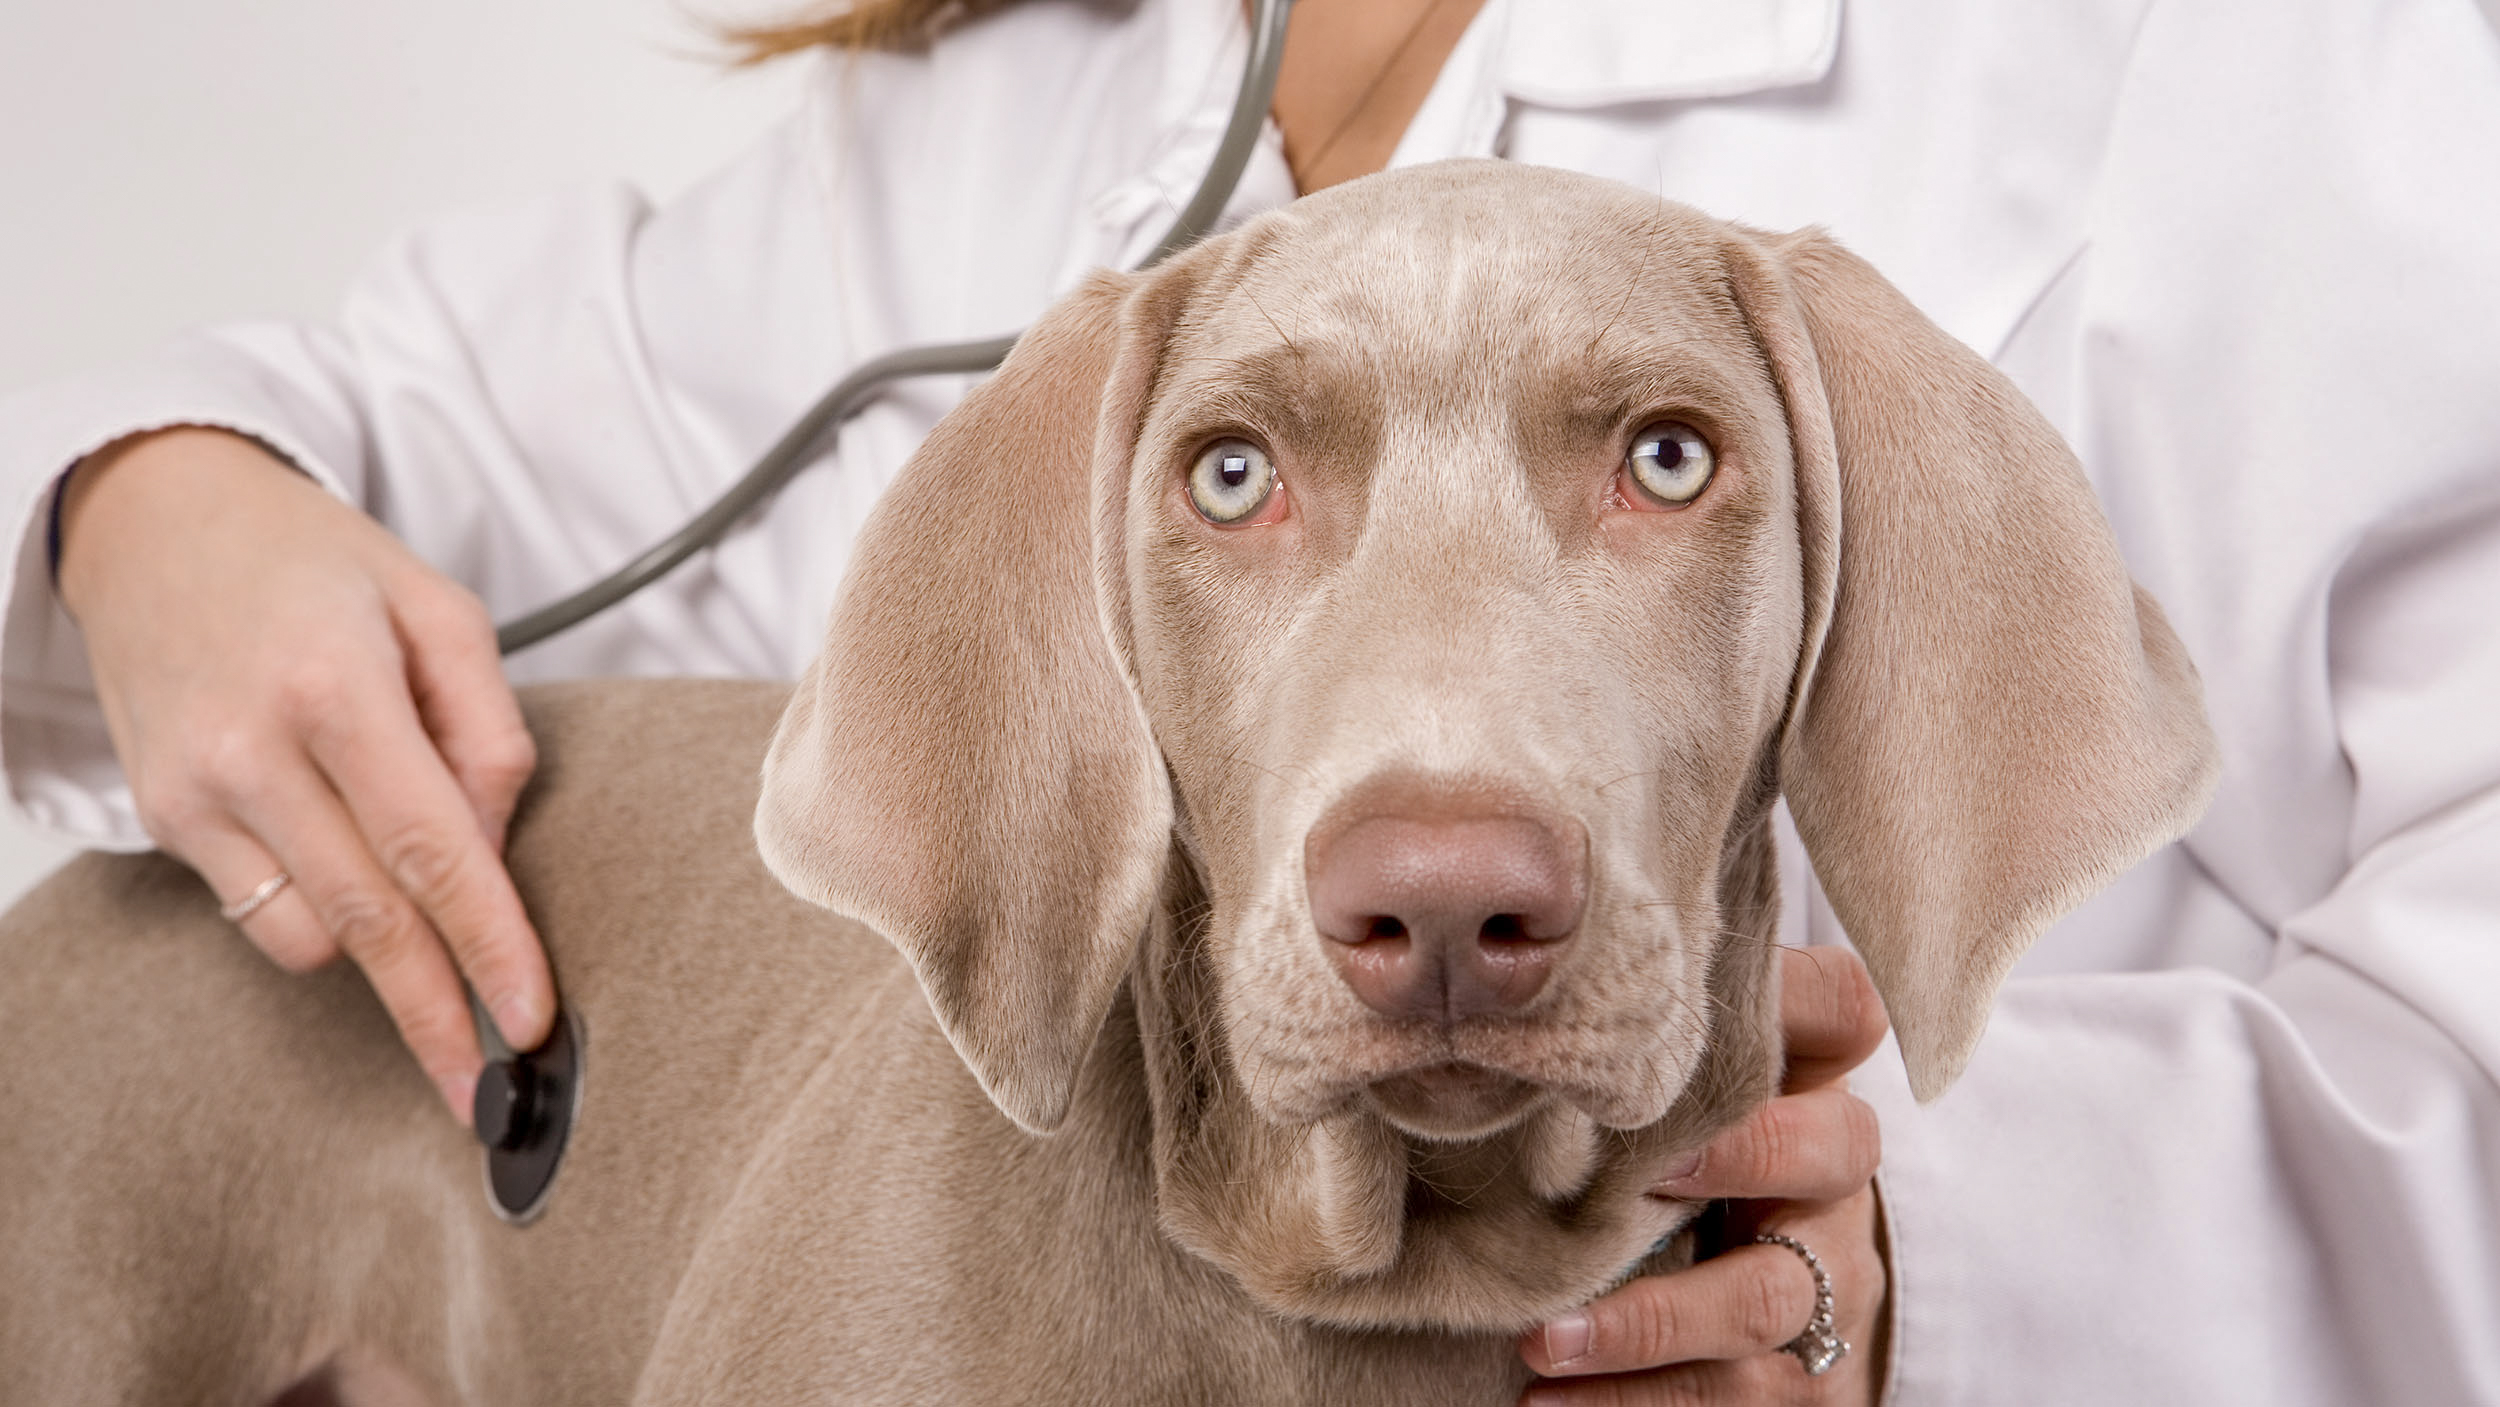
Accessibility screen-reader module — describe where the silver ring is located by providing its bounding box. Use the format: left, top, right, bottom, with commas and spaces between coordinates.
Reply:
1756, 1231, 1850, 1376
219, 871, 292, 923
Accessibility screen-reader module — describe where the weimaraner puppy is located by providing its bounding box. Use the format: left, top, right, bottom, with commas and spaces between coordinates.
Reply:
0, 160, 2215, 1404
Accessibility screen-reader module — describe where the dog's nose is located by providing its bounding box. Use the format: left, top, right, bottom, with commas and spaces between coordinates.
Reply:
1306, 810, 1586, 1022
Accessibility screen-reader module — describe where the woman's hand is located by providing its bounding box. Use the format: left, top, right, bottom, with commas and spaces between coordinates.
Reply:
57, 427, 551, 1122
1518, 945, 1892, 1405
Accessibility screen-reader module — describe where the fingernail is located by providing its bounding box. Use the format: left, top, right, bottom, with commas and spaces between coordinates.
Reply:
493, 992, 545, 1048
1657, 1148, 1706, 1194
1539, 1313, 1591, 1367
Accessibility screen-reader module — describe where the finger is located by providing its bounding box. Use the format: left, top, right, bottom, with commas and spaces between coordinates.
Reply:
1778, 946, 1887, 1092
1519, 1362, 1715, 1407
127, 758, 341, 975
1653, 1086, 1880, 1203
294, 670, 552, 1053
176, 817, 340, 974
1521, 1242, 1817, 1377
393, 580, 536, 852
227, 761, 485, 1122
1519, 1357, 1796, 1407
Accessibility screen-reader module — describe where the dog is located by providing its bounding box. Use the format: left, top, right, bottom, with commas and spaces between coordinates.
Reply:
0, 160, 2216, 1404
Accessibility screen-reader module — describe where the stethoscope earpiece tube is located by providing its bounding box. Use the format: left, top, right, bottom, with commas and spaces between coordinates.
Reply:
492, 0, 1294, 657
490, 332, 1017, 654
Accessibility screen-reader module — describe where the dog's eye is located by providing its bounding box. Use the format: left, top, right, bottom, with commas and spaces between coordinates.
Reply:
1188, 438, 1279, 525
1625, 421, 1715, 507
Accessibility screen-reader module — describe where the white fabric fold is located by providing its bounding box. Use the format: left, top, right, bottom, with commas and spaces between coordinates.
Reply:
1497, 0, 1840, 107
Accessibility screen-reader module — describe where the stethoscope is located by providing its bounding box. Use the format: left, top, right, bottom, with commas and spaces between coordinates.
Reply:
490, 0, 1295, 657
469, 0, 1297, 1222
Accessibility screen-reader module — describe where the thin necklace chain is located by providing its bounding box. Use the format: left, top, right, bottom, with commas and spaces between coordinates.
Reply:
1291, 0, 1458, 181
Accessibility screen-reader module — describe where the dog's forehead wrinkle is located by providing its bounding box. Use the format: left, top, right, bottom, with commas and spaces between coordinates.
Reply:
1564, 328, 1767, 415
1153, 338, 1364, 435
1242, 221, 1670, 375
1206, 244, 1753, 516
1270, 175, 1685, 307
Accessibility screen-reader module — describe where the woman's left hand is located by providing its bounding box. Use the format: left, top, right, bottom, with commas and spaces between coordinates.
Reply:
1517, 946, 1892, 1405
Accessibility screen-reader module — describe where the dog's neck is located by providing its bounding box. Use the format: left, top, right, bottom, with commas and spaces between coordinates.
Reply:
1123, 817, 1785, 1333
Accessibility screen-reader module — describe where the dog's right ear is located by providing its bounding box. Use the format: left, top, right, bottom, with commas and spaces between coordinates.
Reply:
1724, 229, 2219, 1103
756, 271, 1181, 1134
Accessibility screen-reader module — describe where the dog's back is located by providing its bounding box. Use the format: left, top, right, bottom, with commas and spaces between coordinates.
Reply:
0, 680, 886, 1401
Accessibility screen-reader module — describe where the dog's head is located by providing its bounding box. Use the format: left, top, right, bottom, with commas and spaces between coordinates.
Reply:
756, 161, 2216, 1328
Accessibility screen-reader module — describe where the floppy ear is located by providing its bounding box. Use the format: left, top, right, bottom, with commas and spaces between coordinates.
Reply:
1730, 230, 2219, 1101
755, 271, 1178, 1133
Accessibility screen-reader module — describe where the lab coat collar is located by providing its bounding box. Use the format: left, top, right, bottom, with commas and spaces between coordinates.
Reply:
1495, 0, 1841, 109
1091, 0, 1843, 268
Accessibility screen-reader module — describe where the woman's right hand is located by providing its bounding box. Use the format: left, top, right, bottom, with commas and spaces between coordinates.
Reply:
56, 426, 552, 1122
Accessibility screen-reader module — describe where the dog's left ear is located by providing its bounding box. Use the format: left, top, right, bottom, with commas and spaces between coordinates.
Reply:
1725, 229, 2220, 1101
755, 270, 1187, 1134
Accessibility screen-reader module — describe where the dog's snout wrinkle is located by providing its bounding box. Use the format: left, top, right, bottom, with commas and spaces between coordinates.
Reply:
1308, 810, 1587, 1023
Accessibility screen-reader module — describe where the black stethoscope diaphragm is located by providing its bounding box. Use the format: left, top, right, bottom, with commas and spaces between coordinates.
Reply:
473, 1001, 583, 1224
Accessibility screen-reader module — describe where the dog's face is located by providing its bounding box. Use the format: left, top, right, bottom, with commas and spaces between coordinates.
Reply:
1120, 190, 1804, 1150
757, 162, 2216, 1329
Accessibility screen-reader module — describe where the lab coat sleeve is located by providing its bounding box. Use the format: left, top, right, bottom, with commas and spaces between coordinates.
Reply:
0, 111, 845, 851
1859, 1, 2500, 1401
0, 310, 395, 850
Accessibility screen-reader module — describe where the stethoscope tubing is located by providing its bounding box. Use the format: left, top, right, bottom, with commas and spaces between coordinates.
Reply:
494, 0, 1296, 655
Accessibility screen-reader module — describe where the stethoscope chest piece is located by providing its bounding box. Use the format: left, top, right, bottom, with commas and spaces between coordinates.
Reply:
474, 1004, 583, 1224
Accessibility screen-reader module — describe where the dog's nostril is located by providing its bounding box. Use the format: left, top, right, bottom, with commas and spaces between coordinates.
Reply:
1307, 807, 1589, 1021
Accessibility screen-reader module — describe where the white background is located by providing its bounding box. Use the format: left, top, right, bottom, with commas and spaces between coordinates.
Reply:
0, 1, 809, 901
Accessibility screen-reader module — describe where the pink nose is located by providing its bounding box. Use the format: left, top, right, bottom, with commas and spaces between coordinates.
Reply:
1306, 809, 1586, 1023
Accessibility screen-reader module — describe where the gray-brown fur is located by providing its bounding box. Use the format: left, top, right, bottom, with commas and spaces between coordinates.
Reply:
0, 161, 2214, 1402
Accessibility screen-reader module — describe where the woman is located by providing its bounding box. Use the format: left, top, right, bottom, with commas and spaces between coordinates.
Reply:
3, 0, 2496, 1402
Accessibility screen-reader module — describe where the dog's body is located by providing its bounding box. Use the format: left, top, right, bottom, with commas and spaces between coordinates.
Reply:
0, 680, 1535, 1403
0, 162, 2216, 1403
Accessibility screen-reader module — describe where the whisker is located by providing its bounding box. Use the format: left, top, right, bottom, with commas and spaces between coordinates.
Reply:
1244, 287, 1301, 361
1584, 217, 1656, 357
1591, 767, 1664, 795
1204, 749, 1311, 788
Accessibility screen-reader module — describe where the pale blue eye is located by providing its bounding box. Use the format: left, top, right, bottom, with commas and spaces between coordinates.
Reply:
1627, 421, 1715, 505
1190, 438, 1277, 523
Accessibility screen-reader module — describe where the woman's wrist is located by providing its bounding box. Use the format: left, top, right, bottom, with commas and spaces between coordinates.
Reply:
55, 426, 294, 619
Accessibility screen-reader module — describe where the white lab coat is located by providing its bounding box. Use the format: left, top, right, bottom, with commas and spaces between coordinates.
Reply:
2, 0, 2495, 1399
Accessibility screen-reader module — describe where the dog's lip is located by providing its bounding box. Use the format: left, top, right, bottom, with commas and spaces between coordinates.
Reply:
1233, 1011, 1697, 1130
1374, 1060, 1522, 1101
1256, 1047, 1680, 1133
1361, 1061, 1546, 1138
